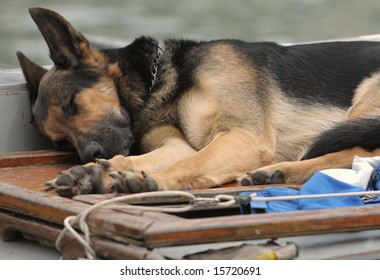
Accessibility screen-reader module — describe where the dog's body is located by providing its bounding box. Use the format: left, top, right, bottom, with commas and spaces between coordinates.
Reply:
18, 8, 380, 197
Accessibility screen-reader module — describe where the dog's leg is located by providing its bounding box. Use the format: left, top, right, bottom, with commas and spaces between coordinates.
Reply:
46, 125, 197, 197
112, 128, 275, 192
240, 147, 380, 185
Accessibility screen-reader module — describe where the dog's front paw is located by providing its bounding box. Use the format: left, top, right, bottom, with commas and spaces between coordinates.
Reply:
239, 170, 285, 186
109, 170, 159, 194
45, 161, 112, 197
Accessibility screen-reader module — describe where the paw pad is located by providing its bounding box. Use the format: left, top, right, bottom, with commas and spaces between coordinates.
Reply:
240, 170, 285, 186
45, 165, 106, 197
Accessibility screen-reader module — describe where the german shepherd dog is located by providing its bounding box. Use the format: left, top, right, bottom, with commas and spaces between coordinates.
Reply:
18, 7, 380, 197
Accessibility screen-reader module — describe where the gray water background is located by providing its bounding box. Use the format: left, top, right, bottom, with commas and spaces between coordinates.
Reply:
2, 0, 380, 67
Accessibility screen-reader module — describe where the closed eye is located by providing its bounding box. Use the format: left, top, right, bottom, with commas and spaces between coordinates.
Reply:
59, 95, 78, 116
68, 95, 78, 115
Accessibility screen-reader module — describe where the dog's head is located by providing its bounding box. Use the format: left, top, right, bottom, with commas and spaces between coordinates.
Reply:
17, 8, 135, 163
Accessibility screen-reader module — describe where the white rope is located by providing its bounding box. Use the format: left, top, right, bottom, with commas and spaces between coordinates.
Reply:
55, 191, 201, 259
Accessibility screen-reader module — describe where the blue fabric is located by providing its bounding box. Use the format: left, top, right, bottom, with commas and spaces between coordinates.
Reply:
256, 188, 299, 213
240, 171, 380, 214
299, 171, 365, 210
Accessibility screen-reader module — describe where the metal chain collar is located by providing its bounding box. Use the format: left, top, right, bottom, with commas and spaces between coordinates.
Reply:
149, 46, 163, 93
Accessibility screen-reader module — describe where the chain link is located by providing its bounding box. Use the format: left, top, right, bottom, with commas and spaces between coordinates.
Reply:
149, 48, 162, 92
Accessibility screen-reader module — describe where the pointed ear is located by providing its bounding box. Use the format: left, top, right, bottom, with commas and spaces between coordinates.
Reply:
16, 51, 47, 107
29, 7, 91, 68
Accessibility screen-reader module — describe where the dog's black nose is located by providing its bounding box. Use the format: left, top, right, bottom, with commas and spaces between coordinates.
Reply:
81, 141, 103, 163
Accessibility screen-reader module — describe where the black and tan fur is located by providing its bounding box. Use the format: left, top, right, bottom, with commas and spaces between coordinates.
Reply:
18, 7, 380, 197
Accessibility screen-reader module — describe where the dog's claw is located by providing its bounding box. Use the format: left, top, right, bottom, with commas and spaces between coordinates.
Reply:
44, 182, 56, 191
240, 176, 254, 186
111, 170, 158, 194
109, 171, 122, 179
96, 158, 111, 170
142, 171, 159, 192
269, 170, 286, 184
250, 171, 271, 185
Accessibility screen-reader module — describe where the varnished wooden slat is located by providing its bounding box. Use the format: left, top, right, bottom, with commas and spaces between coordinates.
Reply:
0, 182, 87, 223
85, 208, 156, 242
0, 150, 79, 192
143, 205, 380, 247
0, 210, 60, 246
0, 150, 80, 168
0, 164, 73, 190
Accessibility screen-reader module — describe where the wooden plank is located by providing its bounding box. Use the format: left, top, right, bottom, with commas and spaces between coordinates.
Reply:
0, 210, 60, 246
0, 150, 80, 168
0, 150, 80, 190
0, 210, 164, 260
143, 205, 380, 247
0, 165, 73, 190
0, 182, 87, 223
